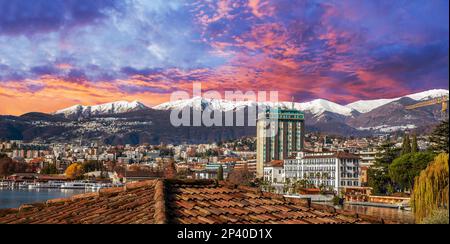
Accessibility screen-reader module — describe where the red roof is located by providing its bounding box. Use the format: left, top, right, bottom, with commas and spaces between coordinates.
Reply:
219, 158, 238, 163
36, 175, 68, 181
0, 179, 399, 224
268, 160, 283, 167
29, 158, 44, 164
303, 152, 360, 160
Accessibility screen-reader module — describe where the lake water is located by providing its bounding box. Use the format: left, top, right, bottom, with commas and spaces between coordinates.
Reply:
313, 201, 415, 223
341, 204, 415, 224
0, 188, 91, 209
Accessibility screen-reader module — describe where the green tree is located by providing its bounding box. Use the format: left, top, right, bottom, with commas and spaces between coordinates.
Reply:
429, 120, 449, 153
82, 160, 103, 172
293, 178, 313, 192
401, 134, 411, 155
411, 134, 418, 153
41, 164, 58, 174
411, 153, 449, 223
217, 165, 224, 181
389, 152, 435, 191
283, 178, 291, 194
367, 141, 400, 195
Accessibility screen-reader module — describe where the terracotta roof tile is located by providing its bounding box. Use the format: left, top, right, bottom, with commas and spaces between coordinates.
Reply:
0, 180, 157, 224
163, 180, 376, 224
0, 179, 389, 224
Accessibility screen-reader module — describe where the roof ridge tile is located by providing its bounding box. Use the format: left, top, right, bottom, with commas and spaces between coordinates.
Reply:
153, 179, 167, 224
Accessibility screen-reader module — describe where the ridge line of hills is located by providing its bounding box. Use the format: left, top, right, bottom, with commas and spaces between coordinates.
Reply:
0, 89, 448, 145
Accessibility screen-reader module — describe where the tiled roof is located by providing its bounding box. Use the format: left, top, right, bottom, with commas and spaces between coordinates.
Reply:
0, 179, 397, 224
122, 170, 163, 178
0, 180, 162, 224
164, 180, 383, 224
266, 160, 283, 167
302, 152, 361, 160
335, 151, 362, 159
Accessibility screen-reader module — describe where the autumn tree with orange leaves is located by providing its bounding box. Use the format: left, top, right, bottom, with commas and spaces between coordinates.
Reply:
65, 163, 85, 179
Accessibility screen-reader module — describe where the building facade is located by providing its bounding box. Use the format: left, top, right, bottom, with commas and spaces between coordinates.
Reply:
263, 160, 284, 184
256, 109, 305, 177
266, 151, 361, 193
355, 149, 377, 167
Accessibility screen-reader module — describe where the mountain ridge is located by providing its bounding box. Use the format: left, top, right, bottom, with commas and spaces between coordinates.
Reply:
0, 89, 447, 145
153, 89, 448, 117
345, 89, 448, 113
54, 100, 148, 119
52, 89, 448, 118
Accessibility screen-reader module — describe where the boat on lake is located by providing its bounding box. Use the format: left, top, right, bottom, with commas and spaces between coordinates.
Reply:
28, 181, 66, 189
0, 181, 9, 188
60, 181, 120, 190
60, 181, 95, 189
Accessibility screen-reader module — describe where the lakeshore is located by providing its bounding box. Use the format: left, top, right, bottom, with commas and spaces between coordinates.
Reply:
341, 204, 415, 224
0, 188, 90, 209
0, 181, 123, 209
311, 201, 415, 224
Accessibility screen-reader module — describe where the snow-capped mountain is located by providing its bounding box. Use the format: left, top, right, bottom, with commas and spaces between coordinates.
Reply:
153, 96, 258, 112
55, 89, 446, 119
55, 100, 148, 118
294, 99, 355, 116
154, 89, 449, 117
345, 89, 449, 113
1, 89, 447, 144
154, 97, 356, 117
152, 89, 448, 134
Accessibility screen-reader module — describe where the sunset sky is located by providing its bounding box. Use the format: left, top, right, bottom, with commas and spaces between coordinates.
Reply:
0, 0, 448, 115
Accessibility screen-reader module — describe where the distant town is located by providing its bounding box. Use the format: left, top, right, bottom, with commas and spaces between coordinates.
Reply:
0, 129, 425, 185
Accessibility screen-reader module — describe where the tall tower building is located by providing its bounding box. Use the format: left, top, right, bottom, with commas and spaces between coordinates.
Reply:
256, 108, 305, 178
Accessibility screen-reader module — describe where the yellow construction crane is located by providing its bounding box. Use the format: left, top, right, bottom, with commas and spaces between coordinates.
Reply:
405, 96, 449, 119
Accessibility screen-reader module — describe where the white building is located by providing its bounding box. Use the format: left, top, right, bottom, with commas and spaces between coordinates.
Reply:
287, 151, 361, 192
355, 149, 377, 167
263, 160, 285, 184
265, 151, 361, 193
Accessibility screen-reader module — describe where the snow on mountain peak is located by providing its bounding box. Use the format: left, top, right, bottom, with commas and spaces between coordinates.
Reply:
154, 97, 355, 117
297, 99, 355, 116
55, 100, 148, 117
54, 89, 448, 118
346, 89, 449, 113
405, 89, 449, 101
345, 98, 397, 114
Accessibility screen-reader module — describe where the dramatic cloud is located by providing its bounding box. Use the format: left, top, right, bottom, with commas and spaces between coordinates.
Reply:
0, 0, 448, 115
0, 0, 123, 35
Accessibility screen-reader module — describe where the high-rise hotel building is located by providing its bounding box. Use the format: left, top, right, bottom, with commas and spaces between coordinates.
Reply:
256, 108, 305, 177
